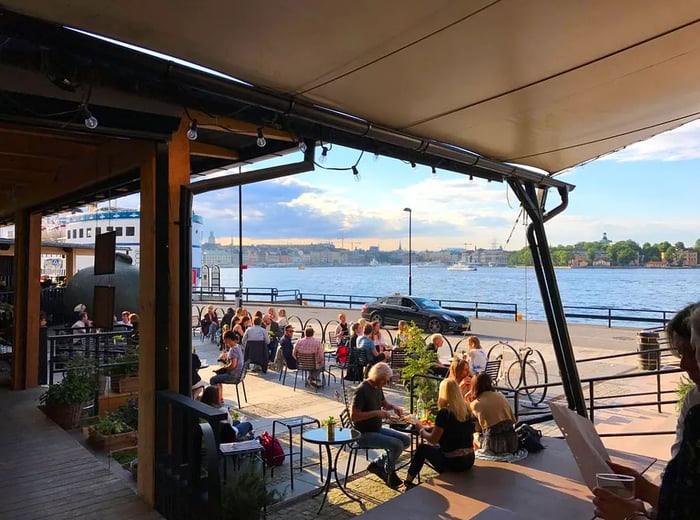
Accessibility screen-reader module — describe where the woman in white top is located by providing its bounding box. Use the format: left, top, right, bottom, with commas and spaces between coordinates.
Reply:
467, 336, 488, 375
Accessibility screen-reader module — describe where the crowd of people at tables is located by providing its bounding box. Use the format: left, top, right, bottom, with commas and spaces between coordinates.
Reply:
192, 306, 521, 488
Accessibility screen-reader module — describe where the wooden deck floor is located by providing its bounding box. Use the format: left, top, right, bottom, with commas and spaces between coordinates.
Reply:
0, 387, 162, 520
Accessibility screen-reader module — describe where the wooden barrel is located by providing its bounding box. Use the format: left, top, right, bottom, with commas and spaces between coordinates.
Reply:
637, 331, 660, 370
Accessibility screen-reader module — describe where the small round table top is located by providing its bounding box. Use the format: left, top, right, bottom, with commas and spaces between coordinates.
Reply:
302, 427, 360, 445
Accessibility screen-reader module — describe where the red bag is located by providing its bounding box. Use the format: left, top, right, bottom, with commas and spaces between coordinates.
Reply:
336, 345, 349, 364
259, 431, 285, 467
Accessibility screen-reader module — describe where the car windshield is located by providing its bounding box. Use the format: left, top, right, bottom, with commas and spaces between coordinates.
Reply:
412, 297, 441, 310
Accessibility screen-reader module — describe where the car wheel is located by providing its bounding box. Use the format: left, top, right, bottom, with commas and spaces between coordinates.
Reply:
370, 312, 383, 326
427, 318, 442, 333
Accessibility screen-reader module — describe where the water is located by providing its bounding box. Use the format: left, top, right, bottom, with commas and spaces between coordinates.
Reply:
219, 265, 700, 323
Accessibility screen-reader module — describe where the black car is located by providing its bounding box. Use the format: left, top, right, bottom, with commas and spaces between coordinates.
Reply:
361, 295, 471, 333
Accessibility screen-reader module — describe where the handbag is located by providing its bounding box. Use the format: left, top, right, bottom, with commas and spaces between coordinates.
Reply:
515, 423, 545, 452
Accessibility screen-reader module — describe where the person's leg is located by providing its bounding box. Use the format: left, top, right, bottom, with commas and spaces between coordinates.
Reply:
231, 420, 253, 438
358, 429, 409, 471
406, 444, 447, 483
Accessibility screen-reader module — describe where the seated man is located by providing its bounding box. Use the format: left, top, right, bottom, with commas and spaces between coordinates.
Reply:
276, 324, 297, 370
351, 362, 410, 489
210, 331, 244, 405
426, 333, 449, 378
292, 326, 324, 387
358, 323, 386, 377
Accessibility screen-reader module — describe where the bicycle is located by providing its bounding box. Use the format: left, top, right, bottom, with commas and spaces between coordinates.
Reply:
486, 341, 523, 386
505, 345, 548, 406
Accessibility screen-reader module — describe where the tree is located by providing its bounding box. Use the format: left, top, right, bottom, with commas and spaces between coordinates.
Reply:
695, 238, 700, 252
675, 241, 686, 250
585, 246, 597, 264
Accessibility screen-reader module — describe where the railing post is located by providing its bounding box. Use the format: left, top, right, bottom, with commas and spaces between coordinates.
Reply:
608, 309, 612, 328
475, 302, 479, 319
588, 382, 595, 422
514, 304, 518, 321
657, 369, 662, 414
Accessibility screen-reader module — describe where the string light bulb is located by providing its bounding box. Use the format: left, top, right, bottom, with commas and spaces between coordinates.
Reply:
469, 175, 474, 182
410, 161, 416, 168
298, 141, 307, 153
431, 166, 437, 177
319, 145, 329, 164
80, 105, 98, 129
352, 165, 361, 182
186, 119, 198, 141
373, 152, 380, 161
256, 127, 267, 148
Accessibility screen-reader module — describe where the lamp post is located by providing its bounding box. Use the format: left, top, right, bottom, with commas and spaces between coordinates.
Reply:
403, 207, 412, 295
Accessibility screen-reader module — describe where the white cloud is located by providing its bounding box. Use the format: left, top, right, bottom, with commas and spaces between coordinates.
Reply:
602, 119, 700, 163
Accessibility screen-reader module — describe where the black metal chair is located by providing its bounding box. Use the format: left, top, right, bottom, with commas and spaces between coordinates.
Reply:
484, 358, 503, 385
294, 352, 323, 392
221, 363, 248, 409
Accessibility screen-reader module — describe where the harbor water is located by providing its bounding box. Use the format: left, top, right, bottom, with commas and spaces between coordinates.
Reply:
219, 265, 700, 323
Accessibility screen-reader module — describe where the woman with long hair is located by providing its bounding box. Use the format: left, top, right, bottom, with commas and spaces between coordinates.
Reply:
447, 358, 471, 398
403, 379, 476, 489
470, 372, 519, 455
200, 385, 253, 442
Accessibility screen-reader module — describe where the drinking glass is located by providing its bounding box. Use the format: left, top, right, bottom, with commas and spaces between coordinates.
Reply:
595, 473, 635, 499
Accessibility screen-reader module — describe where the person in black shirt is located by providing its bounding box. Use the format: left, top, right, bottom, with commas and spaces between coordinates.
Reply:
351, 362, 410, 488
278, 324, 297, 370
403, 378, 476, 489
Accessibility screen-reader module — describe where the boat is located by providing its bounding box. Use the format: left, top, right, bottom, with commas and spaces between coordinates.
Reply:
369, 257, 379, 266
447, 262, 477, 271
297, 265, 305, 270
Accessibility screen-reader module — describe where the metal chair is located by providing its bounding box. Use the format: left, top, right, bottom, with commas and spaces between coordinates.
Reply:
340, 407, 367, 484
484, 358, 503, 385
389, 348, 408, 385
294, 351, 323, 392
220, 363, 248, 409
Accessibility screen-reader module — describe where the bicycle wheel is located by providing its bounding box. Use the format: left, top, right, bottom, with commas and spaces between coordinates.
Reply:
506, 360, 522, 389
487, 341, 522, 369
521, 349, 548, 405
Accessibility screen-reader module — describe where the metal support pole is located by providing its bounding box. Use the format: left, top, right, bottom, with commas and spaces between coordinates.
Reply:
404, 207, 412, 295
508, 180, 587, 417
238, 182, 243, 308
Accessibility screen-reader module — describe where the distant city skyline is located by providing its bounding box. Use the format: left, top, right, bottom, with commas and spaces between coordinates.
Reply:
98, 119, 700, 252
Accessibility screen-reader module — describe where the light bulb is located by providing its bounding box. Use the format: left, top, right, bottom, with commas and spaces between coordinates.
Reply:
373, 153, 380, 161
256, 127, 266, 148
431, 166, 437, 178
298, 141, 307, 153
319, 146, 329, 164
186, 120, 198, 141
81, 105, 98, 129
410, 161, 416, 168
352, 165, 361, 182
469, 175, 474, 183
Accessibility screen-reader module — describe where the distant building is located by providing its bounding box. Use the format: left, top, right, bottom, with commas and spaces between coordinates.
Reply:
679, 249, 698, 266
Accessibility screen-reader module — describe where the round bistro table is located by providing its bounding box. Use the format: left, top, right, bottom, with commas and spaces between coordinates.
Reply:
301, 426, 363, 514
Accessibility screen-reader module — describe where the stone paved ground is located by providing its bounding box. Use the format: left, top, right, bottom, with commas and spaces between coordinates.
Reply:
192, 306, 683, 517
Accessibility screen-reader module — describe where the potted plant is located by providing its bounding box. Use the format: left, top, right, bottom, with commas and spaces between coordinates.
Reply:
85, 400, 138, 450
322, 416, 337, 440
106, 348, 139, 394
676, 376, 695, 413
39, 356, 96, 429
401, 321, 440, 416
221, 465, 283, 520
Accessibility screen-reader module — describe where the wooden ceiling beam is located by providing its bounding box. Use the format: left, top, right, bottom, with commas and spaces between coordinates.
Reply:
0, 122, 107, 145
186, 110, 294, 142
189, 141, 239, 160
0, 154, 68, 172
0, 132, 96, 160
0, 138, 152, 220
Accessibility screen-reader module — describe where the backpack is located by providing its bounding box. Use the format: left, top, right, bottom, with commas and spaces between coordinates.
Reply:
259, 431, 285, 466
336, 345, 349, 365
515, 423, 545, 453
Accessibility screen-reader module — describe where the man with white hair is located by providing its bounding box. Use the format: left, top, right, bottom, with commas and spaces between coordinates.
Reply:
351, 362, 410, 488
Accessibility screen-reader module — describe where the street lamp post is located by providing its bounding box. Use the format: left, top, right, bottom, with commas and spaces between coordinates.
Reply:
403, 207, 412, 295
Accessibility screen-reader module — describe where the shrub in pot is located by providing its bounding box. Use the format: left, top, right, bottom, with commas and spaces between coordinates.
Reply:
40, 356, 96, 429
221, 465, 283, 520
86, 407, 137, 451
106, 348, 139, 394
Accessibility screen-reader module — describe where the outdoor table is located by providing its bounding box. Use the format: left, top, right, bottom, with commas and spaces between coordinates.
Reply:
355, 437, 656, 519
301, 426, 363, 514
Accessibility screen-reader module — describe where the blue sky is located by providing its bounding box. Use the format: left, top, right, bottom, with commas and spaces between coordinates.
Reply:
112, 120, 700, 252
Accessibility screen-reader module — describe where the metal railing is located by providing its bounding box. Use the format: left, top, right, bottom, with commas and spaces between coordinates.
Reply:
192, 285, 300, 303
155, 390, 226, 520
562, 304, 676, 328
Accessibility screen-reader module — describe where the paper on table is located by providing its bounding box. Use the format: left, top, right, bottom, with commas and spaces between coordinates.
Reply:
550, 402, 611, 491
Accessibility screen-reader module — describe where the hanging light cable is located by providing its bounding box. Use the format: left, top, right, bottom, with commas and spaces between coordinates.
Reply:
352, 165, 361, 182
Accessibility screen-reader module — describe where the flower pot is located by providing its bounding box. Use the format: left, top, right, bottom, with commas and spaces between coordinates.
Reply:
39, 402, 84, 430
327, 424, 335, 441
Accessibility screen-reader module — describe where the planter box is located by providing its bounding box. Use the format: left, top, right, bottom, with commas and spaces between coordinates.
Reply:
39, 402, 83, 430
111, 374, 139, 394
85, 426, 138, 451
98, 392, 130, 417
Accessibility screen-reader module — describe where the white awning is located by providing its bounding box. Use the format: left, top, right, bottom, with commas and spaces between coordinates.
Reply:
5, 0, 700, 173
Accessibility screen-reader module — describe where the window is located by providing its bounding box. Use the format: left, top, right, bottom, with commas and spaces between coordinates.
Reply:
106, 226, 113, 232
79, 229, 84, 238
125, 226, 135, 237
86, 228, 92, 238
96, 227, 101, 235
72, 230, 77, 239
115, 227, 123, 236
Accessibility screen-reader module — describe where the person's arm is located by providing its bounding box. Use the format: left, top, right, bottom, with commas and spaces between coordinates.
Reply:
418, 423, 444, 444
380, 396, 404, 416
292, 341, 300, 360
316, 343, 324, 365
351, 405, 390, 423
606, 461, 660, 507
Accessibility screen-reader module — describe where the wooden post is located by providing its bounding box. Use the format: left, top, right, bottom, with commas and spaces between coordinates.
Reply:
168, 119, 191, 392
137, 146, 157, 504
64, 249, 75, 283
12, 210, 41, 389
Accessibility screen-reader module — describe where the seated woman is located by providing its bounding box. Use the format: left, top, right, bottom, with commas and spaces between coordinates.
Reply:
403, 379, 476, 489
394, 320, 409, 347
470, 372, 519, 455
200, 386, 254, 441
447, 358, 471, 398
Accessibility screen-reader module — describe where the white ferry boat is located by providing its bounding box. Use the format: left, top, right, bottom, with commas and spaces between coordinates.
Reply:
62, 208, 204, 283
447, 262, 477, 271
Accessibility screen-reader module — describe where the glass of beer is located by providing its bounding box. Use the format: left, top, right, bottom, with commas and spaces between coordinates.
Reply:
595, 473, 635, 499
